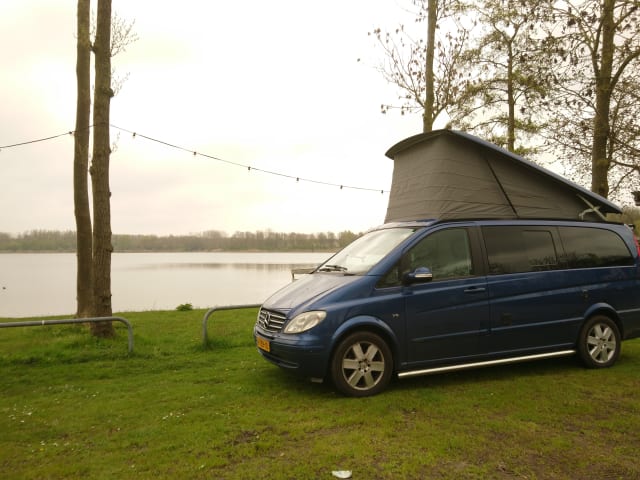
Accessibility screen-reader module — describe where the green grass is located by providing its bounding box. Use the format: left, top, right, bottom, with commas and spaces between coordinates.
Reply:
1, 309, 639, 479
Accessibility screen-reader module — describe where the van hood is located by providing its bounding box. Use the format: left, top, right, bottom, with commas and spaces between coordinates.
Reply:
262, 273, 362, 312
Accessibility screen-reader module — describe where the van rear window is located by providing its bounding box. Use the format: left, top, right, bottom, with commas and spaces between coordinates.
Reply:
482, 225, 634, 274
558, 227, 633, 268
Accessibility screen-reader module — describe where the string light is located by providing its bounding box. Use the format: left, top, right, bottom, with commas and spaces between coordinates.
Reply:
1, 124, 391, 194
0, 129, 79, 149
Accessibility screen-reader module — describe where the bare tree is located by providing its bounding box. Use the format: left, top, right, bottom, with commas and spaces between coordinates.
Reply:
74, 0, 93, 318
370, 0, 471, 132
73, 0, 136, 335
542, 0, 640, 200
454, 0, 549, 154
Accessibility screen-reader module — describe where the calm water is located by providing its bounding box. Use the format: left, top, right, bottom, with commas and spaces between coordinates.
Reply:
0, 252, 332, 318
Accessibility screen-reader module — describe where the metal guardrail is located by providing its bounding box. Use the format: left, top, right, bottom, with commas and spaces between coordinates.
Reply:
0, 316, 134, 354
202, 304, 261, 347
291, 267, 315, 281
202, 267, 315, 346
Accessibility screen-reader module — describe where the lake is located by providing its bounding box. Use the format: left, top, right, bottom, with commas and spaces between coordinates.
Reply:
0, 252, 332, 318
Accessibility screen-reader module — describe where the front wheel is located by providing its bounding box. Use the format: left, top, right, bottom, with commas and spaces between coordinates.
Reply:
578, 315, 621, 368
330, 331, 393, 397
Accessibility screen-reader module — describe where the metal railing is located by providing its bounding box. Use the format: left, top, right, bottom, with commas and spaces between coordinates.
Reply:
202, 304, 261, 347
0, 316, 134, 354
291, 267, 315, 281
202, 266, 315, 346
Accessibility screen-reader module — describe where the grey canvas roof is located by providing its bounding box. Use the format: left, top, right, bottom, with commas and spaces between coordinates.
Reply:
384, 129, 621, 223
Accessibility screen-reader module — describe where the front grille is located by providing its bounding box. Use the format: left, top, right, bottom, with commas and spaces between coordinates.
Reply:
257, 308, 287, 333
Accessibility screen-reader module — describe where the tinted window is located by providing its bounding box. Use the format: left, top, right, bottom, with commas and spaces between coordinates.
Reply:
524, 231, 559, 271
404, 228, 473, 280
559, 227, 633, 268
483, 227, 558, 274
377, 228, 473, 288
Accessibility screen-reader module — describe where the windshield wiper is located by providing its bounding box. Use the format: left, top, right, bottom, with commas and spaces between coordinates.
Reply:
317, 264, 348, 272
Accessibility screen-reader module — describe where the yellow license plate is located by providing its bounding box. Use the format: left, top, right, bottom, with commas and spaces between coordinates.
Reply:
256, 336, 270, 353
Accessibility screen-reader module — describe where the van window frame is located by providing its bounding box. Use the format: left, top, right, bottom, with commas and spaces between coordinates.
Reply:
481, 225, 562, 275
481, 223, 635, 275
376, 225, 485, 289
557, 225, 634, 269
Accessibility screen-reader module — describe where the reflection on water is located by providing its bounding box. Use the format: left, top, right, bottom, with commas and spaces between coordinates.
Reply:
0, 252, 332, 318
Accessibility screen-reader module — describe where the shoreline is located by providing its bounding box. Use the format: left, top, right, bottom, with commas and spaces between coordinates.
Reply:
0, 249, 335, 254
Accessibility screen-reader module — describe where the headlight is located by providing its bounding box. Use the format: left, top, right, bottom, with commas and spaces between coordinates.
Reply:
284, 311, 327, 334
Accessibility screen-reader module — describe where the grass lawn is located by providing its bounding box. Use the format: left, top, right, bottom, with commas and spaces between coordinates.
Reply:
1, 308, 639, 479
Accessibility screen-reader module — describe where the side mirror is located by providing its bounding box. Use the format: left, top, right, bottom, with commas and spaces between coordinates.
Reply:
403, 267, 433, 285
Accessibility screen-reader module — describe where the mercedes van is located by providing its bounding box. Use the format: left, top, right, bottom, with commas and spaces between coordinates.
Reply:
253, 219, 640, 396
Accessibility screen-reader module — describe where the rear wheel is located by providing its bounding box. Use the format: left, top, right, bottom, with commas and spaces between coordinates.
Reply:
578, 315, 621, 368
330, 331, 393, 397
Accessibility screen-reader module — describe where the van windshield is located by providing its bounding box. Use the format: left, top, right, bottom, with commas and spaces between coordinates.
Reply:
317, 227, 417, 275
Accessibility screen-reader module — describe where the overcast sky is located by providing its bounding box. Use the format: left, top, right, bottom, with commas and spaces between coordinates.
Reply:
0, 0, 438, 236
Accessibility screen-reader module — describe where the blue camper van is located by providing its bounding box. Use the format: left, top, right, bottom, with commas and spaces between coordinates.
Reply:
253, 131, 640, 396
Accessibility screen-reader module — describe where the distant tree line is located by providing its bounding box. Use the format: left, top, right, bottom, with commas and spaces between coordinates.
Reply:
0, 229, 361, 253
4, 208, 640, 253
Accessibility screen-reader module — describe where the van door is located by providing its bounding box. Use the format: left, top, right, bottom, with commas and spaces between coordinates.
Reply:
482, 225, 577, 354
401, 227, 490, 367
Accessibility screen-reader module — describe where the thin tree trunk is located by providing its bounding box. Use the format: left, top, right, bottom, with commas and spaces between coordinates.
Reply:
90, 0, 115, 336
423, 0, 437, 133
507, 42, 516, 153
591, 0, 615, 198
74, 0, 93, 318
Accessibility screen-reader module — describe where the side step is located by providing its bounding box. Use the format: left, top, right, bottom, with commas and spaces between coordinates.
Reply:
397, 350, 576, 379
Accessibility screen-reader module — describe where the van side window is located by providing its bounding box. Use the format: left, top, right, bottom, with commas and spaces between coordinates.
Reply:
559, 227, 633, 268
377, 228, 474, 288
483, 227, 558, 274
524, 231, 559, 271
404, 228, 473, 281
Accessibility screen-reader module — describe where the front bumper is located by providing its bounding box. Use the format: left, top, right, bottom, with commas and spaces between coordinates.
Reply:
253, 327, 329, 378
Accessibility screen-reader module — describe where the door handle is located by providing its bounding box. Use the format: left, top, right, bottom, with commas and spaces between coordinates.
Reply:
464, 287, 486, 294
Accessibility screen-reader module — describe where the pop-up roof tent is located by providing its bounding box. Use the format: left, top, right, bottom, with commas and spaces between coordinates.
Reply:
384, 129, 622, 223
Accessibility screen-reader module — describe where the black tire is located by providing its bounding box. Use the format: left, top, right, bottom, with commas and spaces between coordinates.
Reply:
578, 315, 621, 368
330, 331, 393, 397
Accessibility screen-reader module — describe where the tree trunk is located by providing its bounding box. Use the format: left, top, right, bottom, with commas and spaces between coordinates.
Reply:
507, 41, 515, 152
423, 0, 437, 133
74, 0, 93, 318
591, 0, 615, 198
90, 0, 115, 336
